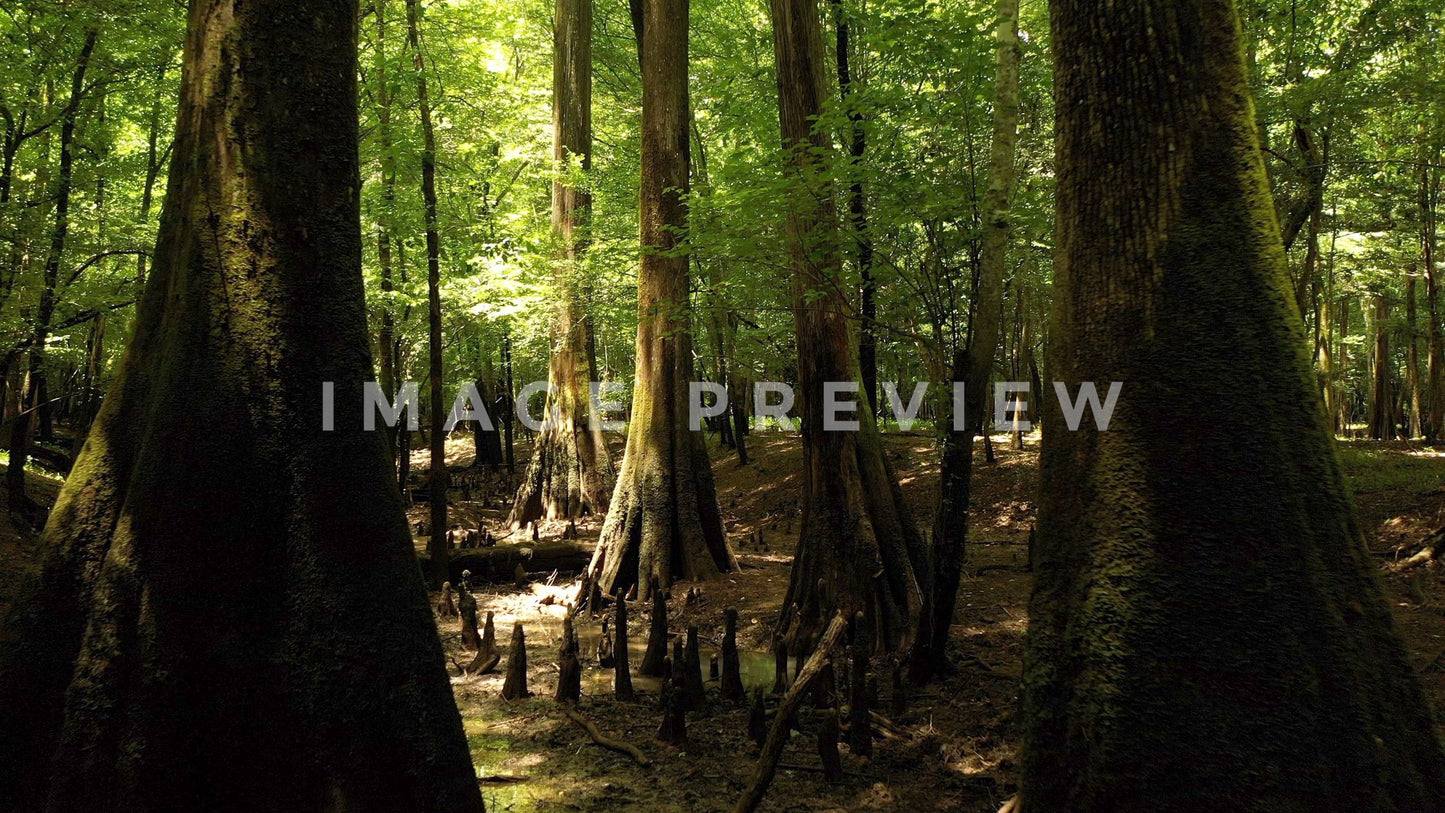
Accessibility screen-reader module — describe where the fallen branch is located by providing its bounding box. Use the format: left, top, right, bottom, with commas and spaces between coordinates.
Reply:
561, 706, 652, 767
733, 612, 848, 813
1388, 527, 1445, 572
868, 711, 913, 740
477, 774, 529, 784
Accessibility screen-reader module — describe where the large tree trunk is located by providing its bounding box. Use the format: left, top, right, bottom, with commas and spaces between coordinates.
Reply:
912, 0, 1019, 682
586, 0, 734, 602
405, 0, 449, 588
509, 0, 614, 526
1023, 0, 1445, 808
6, 30, 97, 518
768, 0, 924, 654
0, 2, 485, 810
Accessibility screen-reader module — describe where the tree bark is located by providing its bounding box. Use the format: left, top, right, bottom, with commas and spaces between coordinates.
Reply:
0, 3, 484, 809
912, 0, 1019, 682
404, 0, 449, 589
586, 0, 734, 601
1024, 0, 1445, 808
768, 0, 925, 655
510, 0, 614, 526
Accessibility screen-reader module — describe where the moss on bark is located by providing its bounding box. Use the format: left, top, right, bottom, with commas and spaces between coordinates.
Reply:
0, 3, 484, 810
1023, 0, 1445, 809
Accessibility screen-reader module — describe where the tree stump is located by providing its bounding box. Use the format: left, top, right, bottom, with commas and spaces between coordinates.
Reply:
513, 563, 529, 589
640, 577, 668, 677
501, 621, 530, 700
556, 612, 582, 704
683, 625, 706, 710
721, 608, 746, 704
614, 592, 635, 701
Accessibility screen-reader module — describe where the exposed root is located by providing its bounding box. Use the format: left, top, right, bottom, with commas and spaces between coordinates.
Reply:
561, 706, 652, 767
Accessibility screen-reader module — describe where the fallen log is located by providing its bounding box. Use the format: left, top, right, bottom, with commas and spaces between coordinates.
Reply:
733, 612, 848, 813
417, 542, 591, 585
561, 707, 652, 767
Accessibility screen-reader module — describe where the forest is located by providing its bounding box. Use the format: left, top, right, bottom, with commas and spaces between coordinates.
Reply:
0, 0, 1443, 810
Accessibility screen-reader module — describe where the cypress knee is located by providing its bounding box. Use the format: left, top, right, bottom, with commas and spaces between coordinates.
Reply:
458, 586, 482, 651
772, 635, 788, 695
656, 658, 688, 749
848, 613, 872, 757
501, 621, 530, 700
682, 625, 706, 710
721, 608, 745, 704
556, 612, 582, 704
639, 576, 668, 677
817, 709, 843, 783
748, 688, 768, 749
614, 592, 635, 700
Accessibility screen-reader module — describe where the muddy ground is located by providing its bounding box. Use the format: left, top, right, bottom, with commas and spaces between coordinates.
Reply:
1, 429, 1440, 812
411, 431, 1445, 813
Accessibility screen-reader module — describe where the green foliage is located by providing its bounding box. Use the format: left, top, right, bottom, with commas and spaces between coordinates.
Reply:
0, 0, 1437, 438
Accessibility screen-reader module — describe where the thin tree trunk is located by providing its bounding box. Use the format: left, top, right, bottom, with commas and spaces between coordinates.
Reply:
912, 0, 1019, 681
136, 61, 169, 287
1368, 294, 1391, 441
7, 30, 97, 517
1024, 0, 1445, 807
374, 0, 401, 475
0, 3, 485, 808
831, 0, 876, 416
587, 0, 734, 602
1420, 120, 1442, 439
1407, 274, 1423, 438
503, 331, 516, 472
405, 0, 449, 588
768, 0, 925, 654
510, 0, 614, 526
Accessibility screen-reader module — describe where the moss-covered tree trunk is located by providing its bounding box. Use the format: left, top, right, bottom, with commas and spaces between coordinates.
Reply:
0, 2, 485, 809
1022, 0, 1445, 808
509, 0, 614, 527
586, 0, 734, 601
911, 0, 1019, 682
768, 0, 924, 654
